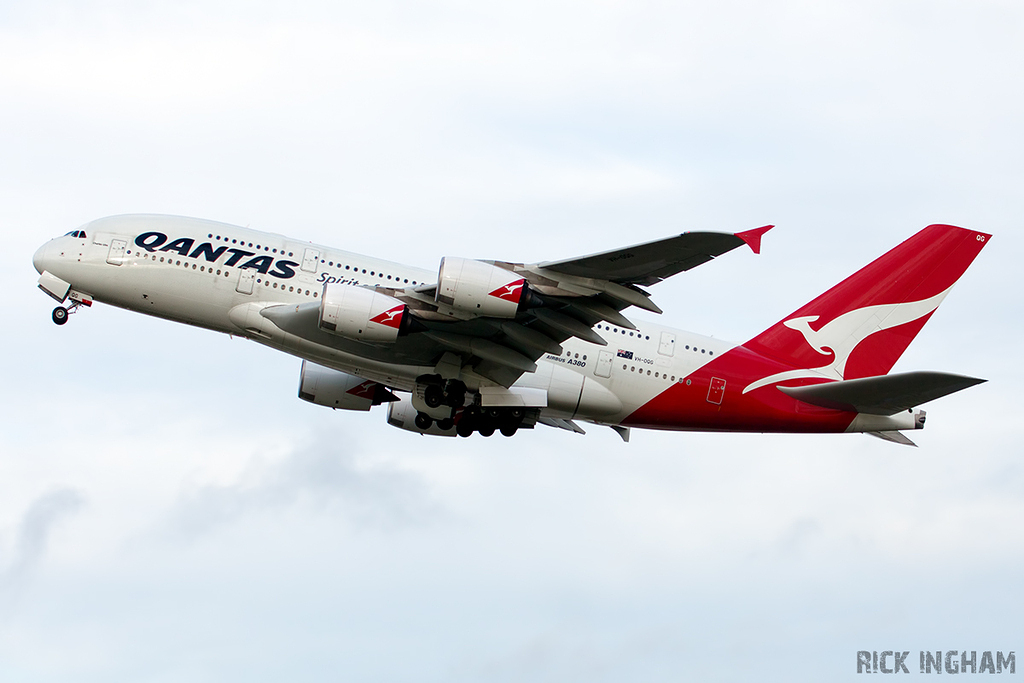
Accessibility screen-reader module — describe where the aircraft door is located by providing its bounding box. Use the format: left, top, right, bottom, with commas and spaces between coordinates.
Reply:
658, 331, 676, 356
236, 269, 255, 294
106, 239, 127, 265
707, 377, 726, 405
302, 248, 320, 273
595, 350, 613, 378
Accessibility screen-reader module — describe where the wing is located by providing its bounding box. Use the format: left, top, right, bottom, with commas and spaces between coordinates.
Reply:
263, 226, 772, 388
539, 226, 773, 287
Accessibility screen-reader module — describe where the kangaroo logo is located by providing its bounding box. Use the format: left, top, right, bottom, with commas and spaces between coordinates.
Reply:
347, 381, 379, 399
369, 305, 405, 329
743, 287, 952, 394
489, 280, 525, 303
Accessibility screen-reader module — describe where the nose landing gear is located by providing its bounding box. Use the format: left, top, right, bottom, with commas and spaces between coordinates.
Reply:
50, 296, 90, 325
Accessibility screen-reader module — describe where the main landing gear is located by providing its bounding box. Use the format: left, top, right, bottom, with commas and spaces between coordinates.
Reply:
413, 378, 526, 437
423, 380, 466, 409
455, 406, 525, 438
415, 404, 525, 438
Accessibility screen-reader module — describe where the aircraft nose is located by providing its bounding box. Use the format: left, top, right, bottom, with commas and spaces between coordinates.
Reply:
33, 242, 48, 274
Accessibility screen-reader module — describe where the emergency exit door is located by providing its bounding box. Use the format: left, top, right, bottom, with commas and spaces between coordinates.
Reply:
707, 377, 726, 405
659, 331, 676, 356
106, 239, 127, 265
236, 269, 255, 294
302, 248, 320, 273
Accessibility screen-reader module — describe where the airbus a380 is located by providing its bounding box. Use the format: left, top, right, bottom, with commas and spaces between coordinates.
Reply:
33, 215, 989, 445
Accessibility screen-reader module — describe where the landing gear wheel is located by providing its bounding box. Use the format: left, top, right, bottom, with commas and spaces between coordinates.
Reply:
437, 418, 455, 431
498, 409, 524, 434
414, 412, 433, 430
424, 384, 444, 408
52, 307, 68, 325
478, 424, 495, 437
456, 421, 474, 437
445, 387, 466, 408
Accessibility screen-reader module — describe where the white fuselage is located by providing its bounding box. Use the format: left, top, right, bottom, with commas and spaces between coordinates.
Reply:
33, 215, 734, 426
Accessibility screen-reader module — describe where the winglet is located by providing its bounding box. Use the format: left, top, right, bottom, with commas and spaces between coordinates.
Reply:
735, 225, 773, 255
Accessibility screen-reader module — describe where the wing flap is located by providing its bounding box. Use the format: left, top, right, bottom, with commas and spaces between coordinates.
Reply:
778, 371, 986, 415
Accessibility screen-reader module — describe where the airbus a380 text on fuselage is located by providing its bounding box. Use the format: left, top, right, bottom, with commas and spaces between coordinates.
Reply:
33, 215, 989, 445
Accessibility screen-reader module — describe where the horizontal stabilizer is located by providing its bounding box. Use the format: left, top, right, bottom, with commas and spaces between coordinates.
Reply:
778, 371, 986, 415
867, 430, 918, 447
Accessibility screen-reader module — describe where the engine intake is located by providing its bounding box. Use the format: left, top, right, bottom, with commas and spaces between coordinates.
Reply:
319, 284, 409, 343
436, 257, 527, 318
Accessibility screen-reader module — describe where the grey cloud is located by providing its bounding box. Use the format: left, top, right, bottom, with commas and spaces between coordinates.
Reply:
169, 434, 440, 537
775, 516, 823, 558
1, 488, 86, 592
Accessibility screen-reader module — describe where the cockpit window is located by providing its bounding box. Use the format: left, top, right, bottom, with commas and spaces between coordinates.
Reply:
63, 230, 87, 238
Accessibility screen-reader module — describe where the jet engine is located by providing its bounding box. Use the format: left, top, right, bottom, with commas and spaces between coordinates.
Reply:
319, 284, 409, 343
436, 257, 529, 318
298, 361, 397, 411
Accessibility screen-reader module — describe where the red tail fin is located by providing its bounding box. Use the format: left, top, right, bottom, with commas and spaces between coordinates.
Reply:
744, 225, 990, 386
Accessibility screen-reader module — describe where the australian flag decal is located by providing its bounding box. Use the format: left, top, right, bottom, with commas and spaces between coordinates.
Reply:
617, 349, 633, 360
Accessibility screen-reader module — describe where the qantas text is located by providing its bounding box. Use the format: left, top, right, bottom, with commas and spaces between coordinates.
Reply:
134, 232, 299, 279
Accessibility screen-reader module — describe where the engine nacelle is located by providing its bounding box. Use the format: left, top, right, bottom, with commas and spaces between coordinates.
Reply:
436, 257, 526, 318
319, 284, 409, 343
298, 361, 396, 411
386, 396, 457, 437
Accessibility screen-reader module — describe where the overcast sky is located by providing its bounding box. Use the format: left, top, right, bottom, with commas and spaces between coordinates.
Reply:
2, 1, 1022, 681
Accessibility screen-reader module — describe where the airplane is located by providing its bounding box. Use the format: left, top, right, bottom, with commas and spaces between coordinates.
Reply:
32, 215, 990, 446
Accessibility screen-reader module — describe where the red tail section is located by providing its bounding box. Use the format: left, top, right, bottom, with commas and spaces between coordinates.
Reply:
744, 225, 990, 383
